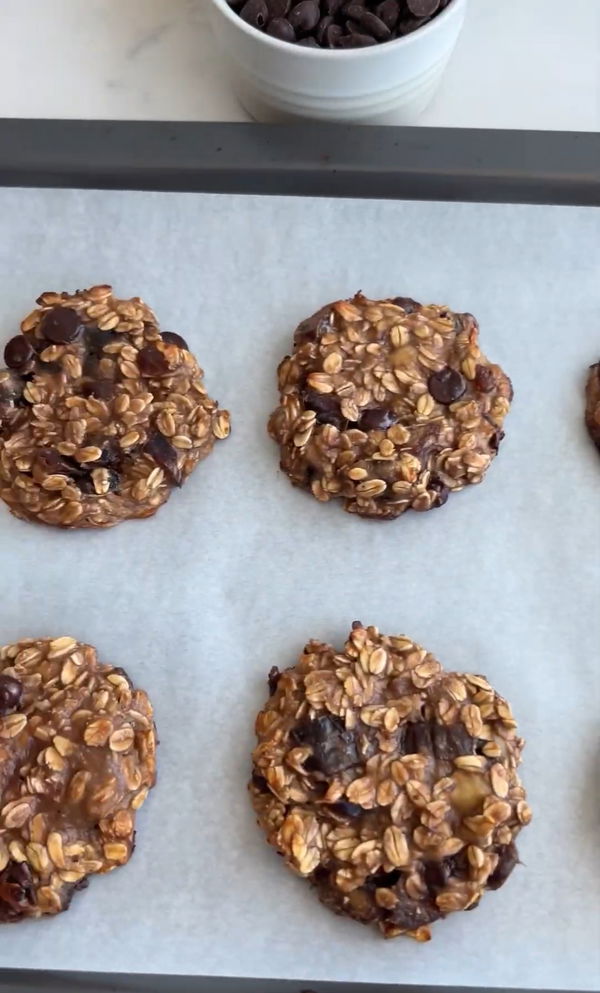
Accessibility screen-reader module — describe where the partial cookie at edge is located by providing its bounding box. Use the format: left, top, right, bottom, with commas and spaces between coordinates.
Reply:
585, 361, 600, 451
0, 637, 156, 921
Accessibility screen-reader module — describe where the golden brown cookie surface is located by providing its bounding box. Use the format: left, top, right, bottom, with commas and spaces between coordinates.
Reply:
251, 623, 530, 940
0, 286, 230, 528
0, 637, 156, 921
268, 295, 512, 519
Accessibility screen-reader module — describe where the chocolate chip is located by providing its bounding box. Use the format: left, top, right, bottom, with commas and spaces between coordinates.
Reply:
302, 390, 344, 428
375, 0, 399, 28
345, 5, 390, 38
290, 714, 359, 775
0, 674, 22, 716
357, 406, 398, 431
328, 800, 364, 818
145, 431, 182, 486
367, 868, 401, 888
489, 429, 505, 453
137, 345, 170, 378
407, 0, 439, 14
268, 16, 296, 39
82, 380, 116, 401
4, 336, 34, 372
474, 364, 496, 393
268, 666, 282, 695
487, 842, 518, 890
336, 31, 376, 45
423, 859, 451, 895
289, 0, 320, 32
429, 476, 449, 508
294, 307, 332, 347
392, 296, 420, 313
230, 0, 443, 43
251, 771, 270, 792
162, 331, 189, 350
35, 447, 88, 481
0, 860, 36, 920
40, 307, 82, 344
240, 0, 269, 27
0, 371, 25, 404
428, 367, 466, 405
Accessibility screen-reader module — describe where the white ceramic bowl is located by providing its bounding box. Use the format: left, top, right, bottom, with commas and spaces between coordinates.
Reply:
207, 0, 467, 125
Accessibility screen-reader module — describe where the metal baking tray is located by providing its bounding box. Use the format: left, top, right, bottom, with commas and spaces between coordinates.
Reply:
0, 120, 598, 993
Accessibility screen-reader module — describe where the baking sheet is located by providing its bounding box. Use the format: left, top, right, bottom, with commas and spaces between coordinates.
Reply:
0, 188, 598, 990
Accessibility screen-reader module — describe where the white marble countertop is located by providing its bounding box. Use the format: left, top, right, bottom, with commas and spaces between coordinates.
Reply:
1, 0, 599, 130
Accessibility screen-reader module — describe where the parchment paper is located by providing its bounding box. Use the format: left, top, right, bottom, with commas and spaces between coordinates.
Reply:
0, 189, 598, 990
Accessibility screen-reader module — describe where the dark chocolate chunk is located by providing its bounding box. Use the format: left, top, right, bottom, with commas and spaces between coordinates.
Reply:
328, 800, 364, 818
291, 714, 359, 775
81, 380, 116, 401
268, 665, 282, 695
0, 860, 35, 921
401, 721, 476, 760
392, 296, 420, 313
387, 893, 442, 929
40, 307, 82, 344
161, 331, 189, 350
4, 335, 35, 372
35, 447, 88, 482
428, 367, 466, 405
145, 431, 182, 486
487, 842, 518, 890
303, 389, 345, 428
251, 771, 270, 792
357, 406, 398, 431
367, 868, 402, 888
137, 345, 170, 378
0, 674, 22, 716
429, 476, 449, 507
489, 429, 505, 453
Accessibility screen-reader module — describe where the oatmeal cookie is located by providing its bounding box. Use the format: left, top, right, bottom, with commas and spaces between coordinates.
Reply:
250, 623, 530, 940
268, 294, 512, 519
0, 286, 230, 528
585, 361, 600, 451
0, 637, 156, 922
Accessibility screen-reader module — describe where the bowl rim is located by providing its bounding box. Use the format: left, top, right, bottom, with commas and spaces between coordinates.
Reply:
208, 0, 465, 58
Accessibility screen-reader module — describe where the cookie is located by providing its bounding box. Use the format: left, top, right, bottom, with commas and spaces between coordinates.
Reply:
250, 623, 530, 940
268, 294, 512, 519
585, 361, 600, 451
0, 637, 156, 921
0, 286, 230, 528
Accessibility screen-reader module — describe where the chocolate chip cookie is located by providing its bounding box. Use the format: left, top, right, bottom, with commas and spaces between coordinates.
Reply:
250, 623, 530, 940
268, 295, 512, 519
585, 361, 600, 451
0, 286, 230, 528
0, 637, 156, 921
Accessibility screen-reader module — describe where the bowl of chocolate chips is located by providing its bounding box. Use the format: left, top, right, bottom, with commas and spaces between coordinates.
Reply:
208, 0, 467, 123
